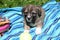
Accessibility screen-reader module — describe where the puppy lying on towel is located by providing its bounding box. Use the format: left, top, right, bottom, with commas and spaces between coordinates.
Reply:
22, 4, 45, 35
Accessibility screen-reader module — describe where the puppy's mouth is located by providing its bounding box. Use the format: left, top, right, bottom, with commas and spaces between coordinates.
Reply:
26, 18, 32, 22
26, 17, 36, 27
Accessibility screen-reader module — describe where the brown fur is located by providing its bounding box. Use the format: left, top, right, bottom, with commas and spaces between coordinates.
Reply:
22, 4, 45, 31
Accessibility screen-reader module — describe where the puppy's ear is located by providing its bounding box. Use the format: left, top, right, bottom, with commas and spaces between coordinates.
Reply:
22, 7, 25, 13
36, 6, 45, 17
22, 7, 28, 13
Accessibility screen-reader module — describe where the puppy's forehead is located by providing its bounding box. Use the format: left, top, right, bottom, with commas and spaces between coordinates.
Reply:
25, 5, 37, 12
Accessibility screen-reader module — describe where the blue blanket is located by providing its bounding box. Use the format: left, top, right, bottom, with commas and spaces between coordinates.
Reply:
0, 1, 60, 40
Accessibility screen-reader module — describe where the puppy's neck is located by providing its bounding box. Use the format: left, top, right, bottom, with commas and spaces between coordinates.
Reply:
26, 21, 36, 28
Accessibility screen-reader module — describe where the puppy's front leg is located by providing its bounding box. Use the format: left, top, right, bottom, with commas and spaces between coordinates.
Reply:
24, 22, 30, 33
35, 23, 42, 35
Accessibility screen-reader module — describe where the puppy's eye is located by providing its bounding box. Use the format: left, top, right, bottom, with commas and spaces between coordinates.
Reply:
25, 12, 28, 13
32, 13, 36, 16
23, 12, 27, 14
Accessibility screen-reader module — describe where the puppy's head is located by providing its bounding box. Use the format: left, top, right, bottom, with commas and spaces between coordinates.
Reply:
22, 4, 45, 26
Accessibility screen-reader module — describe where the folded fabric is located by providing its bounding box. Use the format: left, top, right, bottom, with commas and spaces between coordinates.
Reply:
0, 1, 60, 40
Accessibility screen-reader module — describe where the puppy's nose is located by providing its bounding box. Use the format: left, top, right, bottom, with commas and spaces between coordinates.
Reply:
27, 16, 31, 20
27, 14, 31, 17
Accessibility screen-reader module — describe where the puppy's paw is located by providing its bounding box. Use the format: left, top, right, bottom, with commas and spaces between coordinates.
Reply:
24, 30, 30, 33
35, 27, 41, 35
24, 24, 30, 30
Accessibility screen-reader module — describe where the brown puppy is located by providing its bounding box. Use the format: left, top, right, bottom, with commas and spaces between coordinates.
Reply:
22, 4, 45, 34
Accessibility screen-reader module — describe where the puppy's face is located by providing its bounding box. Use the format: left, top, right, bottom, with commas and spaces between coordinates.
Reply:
22, 5, 44, 26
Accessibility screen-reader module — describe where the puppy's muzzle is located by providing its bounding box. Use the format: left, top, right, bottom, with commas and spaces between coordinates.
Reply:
26, 15, 32, 22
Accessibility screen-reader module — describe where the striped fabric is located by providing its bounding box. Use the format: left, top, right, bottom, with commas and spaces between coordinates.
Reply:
0, 1, 60, 40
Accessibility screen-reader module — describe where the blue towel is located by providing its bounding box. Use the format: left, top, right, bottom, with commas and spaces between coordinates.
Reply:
0, 1, 60, 40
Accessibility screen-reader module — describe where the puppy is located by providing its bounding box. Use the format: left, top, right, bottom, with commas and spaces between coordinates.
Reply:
22, 4, 45, 34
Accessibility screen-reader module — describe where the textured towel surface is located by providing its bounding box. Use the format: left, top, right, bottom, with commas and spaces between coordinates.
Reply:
0, 1, 60, 40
